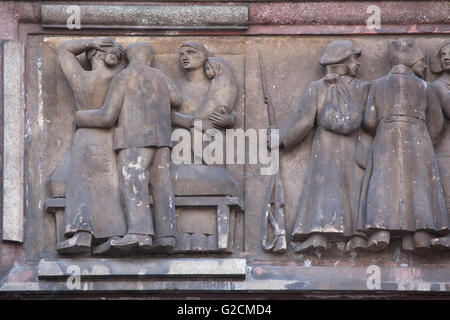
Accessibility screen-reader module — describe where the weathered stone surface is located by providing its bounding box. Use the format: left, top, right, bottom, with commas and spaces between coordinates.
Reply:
2, 40, 24, 243
249, 2, 450, 26
1, 3, 449, 296
3, 263, 449, 293
47, 151, 70, 198
38, 258, 247, 279
41, 5, 249, 30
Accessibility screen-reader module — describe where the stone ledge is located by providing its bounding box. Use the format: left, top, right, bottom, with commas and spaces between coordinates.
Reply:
41, 4, 249, 30
38, 258, 247, 280
2, 263, 448, 293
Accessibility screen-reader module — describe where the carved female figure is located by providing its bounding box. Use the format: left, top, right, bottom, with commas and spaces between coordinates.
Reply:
172, 42, 237, 140
171, 42, 238, 167
56, 39, 127, 254
357, 39, 449, 251
276, 40, 369, 253
429, 40, 450, 248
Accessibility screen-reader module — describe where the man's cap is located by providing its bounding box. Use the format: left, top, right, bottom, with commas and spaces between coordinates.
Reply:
388, 38, 425, 68
319, 40, 361, 66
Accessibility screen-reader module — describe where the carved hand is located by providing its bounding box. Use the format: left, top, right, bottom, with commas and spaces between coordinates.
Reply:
86, 38, 112, 52
208, 106, 235, 128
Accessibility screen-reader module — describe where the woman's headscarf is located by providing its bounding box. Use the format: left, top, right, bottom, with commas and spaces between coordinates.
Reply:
195, 57, 237, 120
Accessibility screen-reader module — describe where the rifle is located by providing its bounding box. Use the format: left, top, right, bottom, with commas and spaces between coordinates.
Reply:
259, 51, 287, 253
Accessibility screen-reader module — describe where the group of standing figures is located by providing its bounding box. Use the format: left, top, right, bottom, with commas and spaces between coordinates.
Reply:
56, 39, 237, 254
54, 36, 450, 256
273, 38, 450, 254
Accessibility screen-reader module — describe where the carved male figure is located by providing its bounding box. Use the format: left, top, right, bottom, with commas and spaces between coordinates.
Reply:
76, 42, 182, 251
357, 39, 449, 251
56, 38, 127, 254
271, 40, 370, 253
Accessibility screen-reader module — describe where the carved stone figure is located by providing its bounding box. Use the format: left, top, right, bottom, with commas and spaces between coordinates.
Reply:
76, 42, 182, 252
172, 41, 236, 145
168, 41, 242, 252
274, 40, 369, 253
430, 39, 450, 249
56, 38, 127, 254
357, 39, 449, 252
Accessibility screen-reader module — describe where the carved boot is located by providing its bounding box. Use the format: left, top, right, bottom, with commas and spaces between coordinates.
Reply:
402, 234, 415, 253
413, 231, 432, 251
345, 235, 368, 253
110, 233, 153, 251
56, 231, 92, 255
430, 235, 450, 250
152, 236, 176, 253
293, 234, 327, 254
367, 230, 390, 252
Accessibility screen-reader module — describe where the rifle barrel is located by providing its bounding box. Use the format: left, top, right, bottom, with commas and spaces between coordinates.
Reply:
259, 51, 277, 127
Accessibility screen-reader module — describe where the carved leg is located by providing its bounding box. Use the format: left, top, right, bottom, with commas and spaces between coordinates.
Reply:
112, 148, 156, 252
149, 147, 176, 253
117, 148, 155, 237
56, 231, 92, 255
367, 230, 390, 252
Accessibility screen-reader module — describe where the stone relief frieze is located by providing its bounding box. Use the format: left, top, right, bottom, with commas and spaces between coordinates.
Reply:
39, 36, 449, 259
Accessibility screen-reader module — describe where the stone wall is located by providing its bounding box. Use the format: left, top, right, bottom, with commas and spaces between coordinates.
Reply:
1, 1, 449, 298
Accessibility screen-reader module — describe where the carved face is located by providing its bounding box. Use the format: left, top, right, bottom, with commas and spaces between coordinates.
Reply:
411, 58, 427, 79
179, 46, 206, 71
104, 52, 119, 66
89, 48, 120, 68
346, 54, 360, 77
440, 44, 450, 72
205, 60, 216, 79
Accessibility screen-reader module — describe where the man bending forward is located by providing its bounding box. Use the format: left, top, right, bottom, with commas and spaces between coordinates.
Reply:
76, 42, 182, 251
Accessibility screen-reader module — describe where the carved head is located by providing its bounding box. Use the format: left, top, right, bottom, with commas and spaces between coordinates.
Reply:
430, 40, 450, 74
388, 39, 426, 78
179, 42, 212, 71
320, 40, 361, 76
125, 42, 154, 66
86, 39, 124, 68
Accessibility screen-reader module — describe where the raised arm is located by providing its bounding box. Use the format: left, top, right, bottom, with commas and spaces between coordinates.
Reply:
75, 74, 124, 128
58, 39, 110, 89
